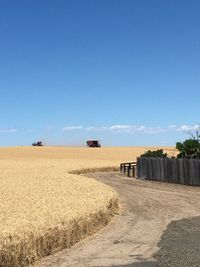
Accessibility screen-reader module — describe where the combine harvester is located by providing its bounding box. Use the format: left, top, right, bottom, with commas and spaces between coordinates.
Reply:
32, 141, 44, 146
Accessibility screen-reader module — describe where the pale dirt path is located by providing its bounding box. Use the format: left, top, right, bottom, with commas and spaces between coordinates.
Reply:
38, 172, 200, 267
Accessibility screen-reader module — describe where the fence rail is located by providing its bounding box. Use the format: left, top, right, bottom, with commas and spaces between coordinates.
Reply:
120, 162, 137, 177
137, 157, 200, 185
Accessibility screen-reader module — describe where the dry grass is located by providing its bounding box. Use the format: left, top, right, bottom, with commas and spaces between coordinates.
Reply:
0, 146, 176, 266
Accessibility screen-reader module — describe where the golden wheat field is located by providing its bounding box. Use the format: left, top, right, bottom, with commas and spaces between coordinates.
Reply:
0, 146, 176, 267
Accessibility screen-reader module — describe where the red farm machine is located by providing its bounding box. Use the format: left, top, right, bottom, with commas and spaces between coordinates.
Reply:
86, 140, 101, 147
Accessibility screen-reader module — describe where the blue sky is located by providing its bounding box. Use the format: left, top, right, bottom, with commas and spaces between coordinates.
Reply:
0, 0, 200, 146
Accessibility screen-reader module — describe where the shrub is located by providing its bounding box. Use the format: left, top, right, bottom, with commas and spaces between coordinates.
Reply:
140, 149, 167, 158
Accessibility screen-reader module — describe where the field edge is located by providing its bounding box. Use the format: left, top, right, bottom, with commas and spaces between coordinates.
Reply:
0, 173, 119, 267
70, 166, 119, 175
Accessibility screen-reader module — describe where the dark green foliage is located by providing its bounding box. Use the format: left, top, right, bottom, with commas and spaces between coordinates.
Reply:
140, 149, 167, 158
176, 139, 200, 158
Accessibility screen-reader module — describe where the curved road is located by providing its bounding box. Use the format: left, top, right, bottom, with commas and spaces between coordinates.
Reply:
39, 172, 200, 267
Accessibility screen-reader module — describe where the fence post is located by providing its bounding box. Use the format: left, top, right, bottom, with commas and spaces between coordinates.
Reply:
127, 164, 130, 177
132, 166, 135, 177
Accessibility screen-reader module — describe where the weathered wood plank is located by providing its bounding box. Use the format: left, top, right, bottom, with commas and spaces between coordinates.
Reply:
137, 157, 200, 186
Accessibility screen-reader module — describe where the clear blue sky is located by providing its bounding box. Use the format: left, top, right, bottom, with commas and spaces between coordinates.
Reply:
0, 0, 200, 146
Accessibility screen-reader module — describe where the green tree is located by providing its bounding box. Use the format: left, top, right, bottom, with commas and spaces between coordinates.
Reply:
176, 132, 200, 158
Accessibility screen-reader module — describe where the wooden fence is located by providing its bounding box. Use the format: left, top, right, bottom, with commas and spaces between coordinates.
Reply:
137, 157, 200, 185
120, 162, 137, 177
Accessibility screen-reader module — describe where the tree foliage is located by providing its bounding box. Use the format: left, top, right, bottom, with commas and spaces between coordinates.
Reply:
176, 138, 200, 158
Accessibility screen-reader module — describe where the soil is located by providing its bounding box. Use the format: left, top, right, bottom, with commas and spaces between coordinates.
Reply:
38, 172, 200, 267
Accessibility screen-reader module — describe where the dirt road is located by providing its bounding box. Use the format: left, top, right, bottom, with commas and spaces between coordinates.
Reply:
39, 172, 200, 267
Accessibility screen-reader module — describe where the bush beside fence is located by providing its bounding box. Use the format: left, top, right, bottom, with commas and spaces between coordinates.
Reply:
137, 157, 200, 186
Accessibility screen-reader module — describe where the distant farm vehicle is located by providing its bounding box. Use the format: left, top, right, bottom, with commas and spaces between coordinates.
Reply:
87, 140, 101, 147
32, 141, 44, 146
